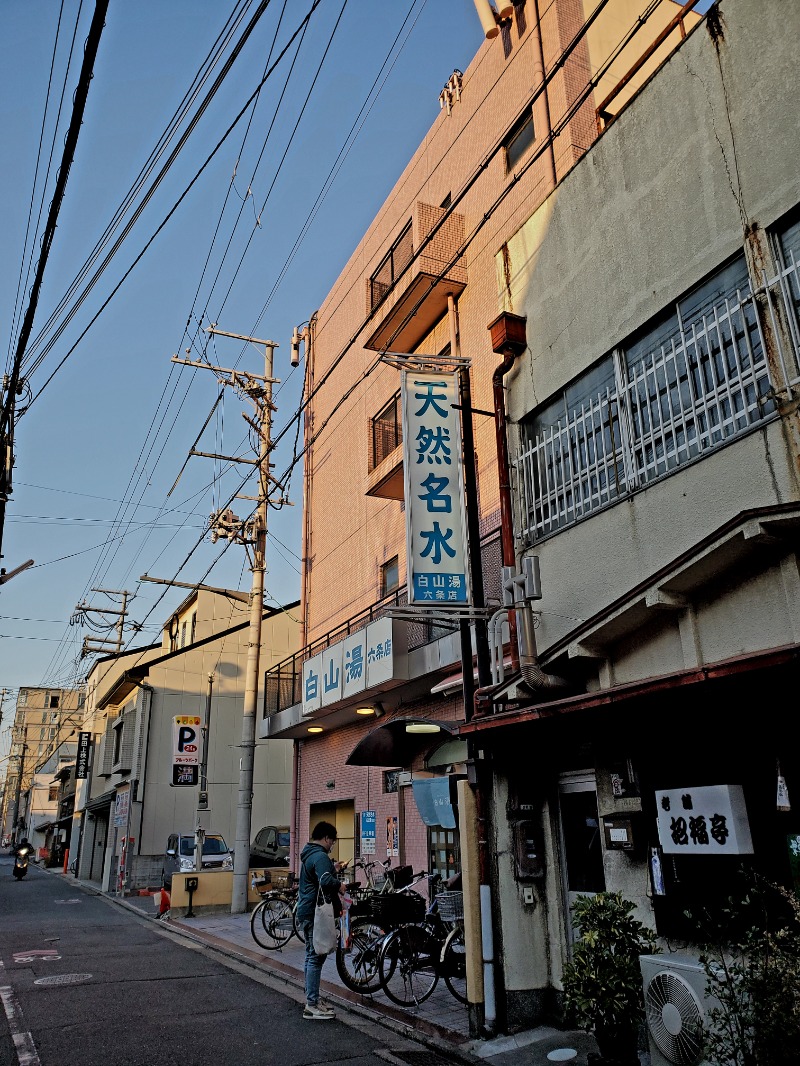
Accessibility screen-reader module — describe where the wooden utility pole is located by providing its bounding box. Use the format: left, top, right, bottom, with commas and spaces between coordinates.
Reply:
172, 326, 278, 914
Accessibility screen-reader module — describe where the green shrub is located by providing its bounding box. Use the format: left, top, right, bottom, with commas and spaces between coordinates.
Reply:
563, 891, 659, 1041
691, 872, 800, 1066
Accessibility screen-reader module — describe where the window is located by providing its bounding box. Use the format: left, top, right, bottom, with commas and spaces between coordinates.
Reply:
48, 784, 59, 802
49, 727, 56, 739
180, 621, 187, 648
51, 711, 59, 721
381, 556, 400, 597
516, 252, 776, 540
18, 690, 27, 706
370, 392, 402, 470
112, 722, 123, 765
504, 107, 535, 171
369, 221, 413, 309
48, 693, 59, 709
771, 210, 800, 383
190, 612, 197, 644
429, 828, 460, 882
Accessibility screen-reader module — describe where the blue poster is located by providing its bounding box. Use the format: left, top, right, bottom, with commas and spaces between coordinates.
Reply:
360, 810, 376, 855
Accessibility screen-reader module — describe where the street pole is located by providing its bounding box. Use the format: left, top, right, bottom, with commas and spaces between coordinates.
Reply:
11, 727, 27, 845
231, 337, 273, 914
174, 327, 277, 914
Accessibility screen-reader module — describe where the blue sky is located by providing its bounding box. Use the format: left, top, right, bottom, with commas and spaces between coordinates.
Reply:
0, 0, 486, 763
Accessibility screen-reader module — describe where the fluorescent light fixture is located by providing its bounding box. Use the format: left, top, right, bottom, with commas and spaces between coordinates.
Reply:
307, 725, 323, 733
405, 722, 441, 734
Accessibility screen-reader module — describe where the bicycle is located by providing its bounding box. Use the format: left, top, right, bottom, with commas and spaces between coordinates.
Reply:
335, 859, 425, 994
249, 872, 305, 950
377, 876, 467, 1008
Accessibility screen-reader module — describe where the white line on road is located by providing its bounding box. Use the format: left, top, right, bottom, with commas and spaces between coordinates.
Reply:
0, 961, 41, 1066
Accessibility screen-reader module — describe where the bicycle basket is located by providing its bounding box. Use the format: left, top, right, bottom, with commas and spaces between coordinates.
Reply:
368, 891, 425, 926
385, 865, 413, 890
435, 890, 464, 921
270, 872, 295, 890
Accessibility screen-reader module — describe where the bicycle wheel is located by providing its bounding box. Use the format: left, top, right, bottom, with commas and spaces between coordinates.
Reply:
379, 925, 439, 1007
441, 925, 468, 1003
335, 918, 385, 993
251, 896, 294, 949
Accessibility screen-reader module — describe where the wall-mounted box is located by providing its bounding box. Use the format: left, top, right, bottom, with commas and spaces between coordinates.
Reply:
603, 816, 635, 851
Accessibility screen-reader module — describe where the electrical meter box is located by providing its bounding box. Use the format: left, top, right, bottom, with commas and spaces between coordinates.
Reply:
603, 816, 635, 851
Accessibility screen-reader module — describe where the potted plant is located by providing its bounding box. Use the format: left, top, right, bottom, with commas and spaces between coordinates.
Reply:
563, 891, 659, 1065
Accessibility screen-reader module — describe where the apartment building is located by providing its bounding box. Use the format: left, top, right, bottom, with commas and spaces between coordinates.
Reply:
460, 0, 800, 1033
2, 686, 83, 849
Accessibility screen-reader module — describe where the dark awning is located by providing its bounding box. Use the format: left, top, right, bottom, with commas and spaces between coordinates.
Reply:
346, 717, 460, 767
82, 788, 116, 813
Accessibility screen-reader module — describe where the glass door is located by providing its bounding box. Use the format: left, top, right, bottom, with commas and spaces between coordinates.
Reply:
558, 771, 605, 943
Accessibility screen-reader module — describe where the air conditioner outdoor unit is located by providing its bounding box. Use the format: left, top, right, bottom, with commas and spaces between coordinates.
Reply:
640, 953, 719, 1066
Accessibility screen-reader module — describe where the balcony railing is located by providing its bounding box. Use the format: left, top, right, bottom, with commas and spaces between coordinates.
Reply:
264, 532, 503, 719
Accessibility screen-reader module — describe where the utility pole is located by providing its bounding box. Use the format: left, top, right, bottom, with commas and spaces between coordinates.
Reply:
10, 725, 28, 844
172, 325, 279, 914
71, 588, 137, 658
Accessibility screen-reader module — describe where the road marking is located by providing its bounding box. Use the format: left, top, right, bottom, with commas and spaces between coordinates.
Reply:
0, 962, 41, 1066
12, 951, 60, 963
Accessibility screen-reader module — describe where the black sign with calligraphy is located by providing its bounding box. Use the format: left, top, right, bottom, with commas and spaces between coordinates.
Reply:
76, 732, 92, 779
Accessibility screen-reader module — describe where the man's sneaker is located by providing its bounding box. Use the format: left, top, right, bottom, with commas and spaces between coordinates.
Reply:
303, 1003, 335, 1020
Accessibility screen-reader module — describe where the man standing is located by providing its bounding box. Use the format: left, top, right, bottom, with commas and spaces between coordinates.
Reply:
297, 821, 346, 1020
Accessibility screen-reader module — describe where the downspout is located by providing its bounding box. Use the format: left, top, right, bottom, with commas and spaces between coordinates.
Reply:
484, 313, 568, 699
299, 314, 317, 651
531, 0, 558, 188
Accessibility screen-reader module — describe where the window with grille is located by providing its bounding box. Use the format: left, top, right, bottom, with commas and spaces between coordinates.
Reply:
369, 221, 413, 310
370, 392, 402, 471
515, 252, 776, 541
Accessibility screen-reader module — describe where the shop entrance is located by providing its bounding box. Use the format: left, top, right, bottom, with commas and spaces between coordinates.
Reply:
308, 800, 355, 866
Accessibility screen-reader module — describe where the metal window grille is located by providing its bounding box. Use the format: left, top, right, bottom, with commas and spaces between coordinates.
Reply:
514, 271, 782, 542
370, 392, 402, 471
369, 221, 413, 310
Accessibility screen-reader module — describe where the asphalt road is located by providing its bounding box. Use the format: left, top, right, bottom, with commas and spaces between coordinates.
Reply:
0, 854, 455, 1066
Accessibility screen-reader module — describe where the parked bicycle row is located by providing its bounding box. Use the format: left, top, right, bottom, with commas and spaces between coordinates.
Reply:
249, 857, 467, 1009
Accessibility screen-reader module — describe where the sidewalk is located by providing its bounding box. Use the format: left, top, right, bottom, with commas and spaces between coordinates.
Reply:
57, 869, 604, 1066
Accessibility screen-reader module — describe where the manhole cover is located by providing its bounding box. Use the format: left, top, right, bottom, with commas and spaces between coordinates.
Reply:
34, 974, 92, 987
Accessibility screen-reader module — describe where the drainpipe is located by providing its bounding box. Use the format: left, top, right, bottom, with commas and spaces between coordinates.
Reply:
484, 313, 568, 698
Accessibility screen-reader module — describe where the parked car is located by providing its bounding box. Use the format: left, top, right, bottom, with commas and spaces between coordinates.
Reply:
249, 825, 290, 868
162, 832, 233, 888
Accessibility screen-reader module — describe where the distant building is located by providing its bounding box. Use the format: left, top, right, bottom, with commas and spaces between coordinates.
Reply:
2, 686, 84, 844
72, 588, 300, 893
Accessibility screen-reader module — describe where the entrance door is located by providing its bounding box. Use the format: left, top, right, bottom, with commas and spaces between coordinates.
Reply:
558, 771, 605, 943
308, 801, 355, 867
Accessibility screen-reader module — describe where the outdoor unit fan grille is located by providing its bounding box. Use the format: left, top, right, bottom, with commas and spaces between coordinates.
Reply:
645, 970, 706, 1066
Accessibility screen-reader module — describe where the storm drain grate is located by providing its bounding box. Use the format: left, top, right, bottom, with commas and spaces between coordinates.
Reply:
34, 974, 93, 987
384, 1051, 466, 1066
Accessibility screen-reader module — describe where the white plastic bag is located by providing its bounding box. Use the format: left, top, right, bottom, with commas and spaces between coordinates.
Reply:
312, 884, 338, 955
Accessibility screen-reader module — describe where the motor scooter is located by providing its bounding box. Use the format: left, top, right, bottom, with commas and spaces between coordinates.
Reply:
13, 844, 32, 880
